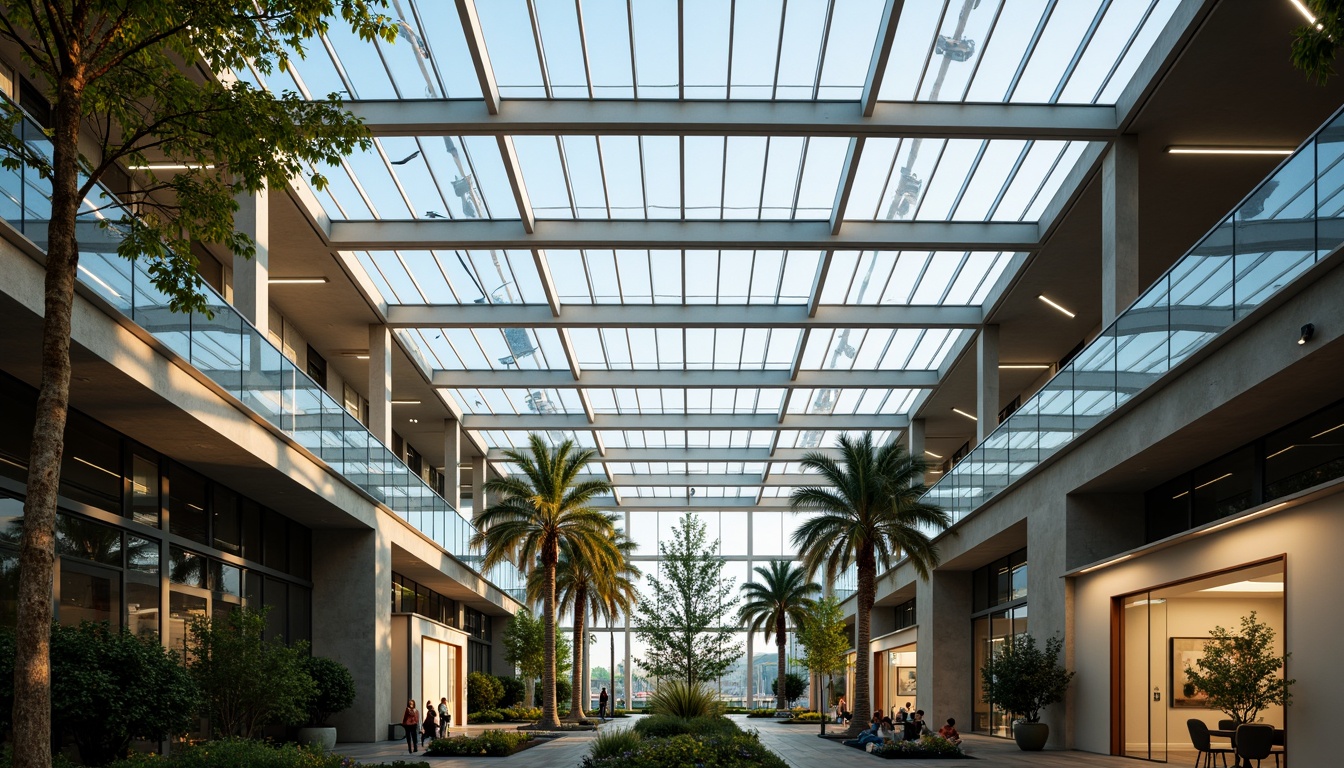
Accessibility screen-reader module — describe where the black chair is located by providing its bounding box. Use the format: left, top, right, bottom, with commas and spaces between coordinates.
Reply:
1271, 729, 1285, 768
1188, 719, 1232, 768
1236, 724, 1275, 768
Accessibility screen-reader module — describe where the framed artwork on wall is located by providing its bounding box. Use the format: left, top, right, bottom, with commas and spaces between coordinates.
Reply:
1170, 637, 1211, 708
896, 666, 917, 697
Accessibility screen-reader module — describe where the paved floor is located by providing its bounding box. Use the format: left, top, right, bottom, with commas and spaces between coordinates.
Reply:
335, 715, 1150, 768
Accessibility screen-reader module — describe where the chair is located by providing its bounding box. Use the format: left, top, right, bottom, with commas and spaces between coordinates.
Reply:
1188, 719, 1232, 768
1236, 724, 1275, 768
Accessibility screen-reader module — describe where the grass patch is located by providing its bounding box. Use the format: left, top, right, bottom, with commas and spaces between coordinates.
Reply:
424, 731, 534, 757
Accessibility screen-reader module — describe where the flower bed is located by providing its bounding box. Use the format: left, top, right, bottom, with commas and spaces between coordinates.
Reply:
785, 711, 824, 723
871, 736, 970, 760
424, 731, 535, 757
582, 732, 787, 768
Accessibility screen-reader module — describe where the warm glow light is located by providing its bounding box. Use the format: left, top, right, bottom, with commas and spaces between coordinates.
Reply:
952, 407, 978, 422
1287, 0, 1324, 28
1077, 554, 1134, 574
268, 276, 329, 285
924, 450, 943, 459
127, 163, 216, 170
1200, 580, 1284, 593
1266, 445, 1294, 459
1194, 472, 1233, 490
1166, 147, 1294, 156
392, 400, 422, 405
355, 354, 370, 360
1037, 294, 1076, 318
1311, 422, 1344, 439
999, 364, 1051, 370
73, 456, 119, 478
78, 265, 122, 299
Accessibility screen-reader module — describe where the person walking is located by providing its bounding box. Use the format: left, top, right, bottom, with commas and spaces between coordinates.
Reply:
402, 699, 420, 753
423, 703, 438, 743
438, 697, 451, 733
598, 687, 609, 721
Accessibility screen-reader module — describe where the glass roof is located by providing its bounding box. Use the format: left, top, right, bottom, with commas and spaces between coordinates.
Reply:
262, 0, 1193, 507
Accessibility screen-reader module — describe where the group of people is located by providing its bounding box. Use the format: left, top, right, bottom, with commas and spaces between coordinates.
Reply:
400, 698, 453, 753
836, 698, 962, 752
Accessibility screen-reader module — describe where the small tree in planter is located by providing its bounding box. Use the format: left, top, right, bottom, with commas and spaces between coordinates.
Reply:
980, 634, 1074, 751
297, 656, 356, 749
1183, 612, 1294, 727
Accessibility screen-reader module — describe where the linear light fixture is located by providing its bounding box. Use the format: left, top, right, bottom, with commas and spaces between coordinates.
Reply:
952, 407, 978, 422
392, 399, 422, 405
126, 163, 216, 170
1288, 0, 1324, 27
73, 456, 119, 478
1166, 146, 1293, 156
1037, 294, 1076, 318
1194, 472, 1233, 491
77, 264, 122, 299
1312, 422, 1344, 439
1076, 553, 1134, 574
268, 276, 329, 285
999, 364, 1051, 370
924, 450, 943, 459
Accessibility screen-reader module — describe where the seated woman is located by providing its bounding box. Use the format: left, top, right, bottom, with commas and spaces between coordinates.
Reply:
846, 717, 895, 749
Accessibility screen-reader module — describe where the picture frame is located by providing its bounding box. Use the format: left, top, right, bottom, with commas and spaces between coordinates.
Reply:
896, 666, 917, 697
1170, 637, 1211, 708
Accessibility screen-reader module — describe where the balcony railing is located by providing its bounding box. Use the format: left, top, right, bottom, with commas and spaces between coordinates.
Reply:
0, 111, 524, 602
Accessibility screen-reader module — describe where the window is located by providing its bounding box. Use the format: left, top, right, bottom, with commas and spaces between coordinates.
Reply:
212, 485, 241, 554
59, 411, 121, 512
55, 513, 122, 566
129, 452, 160, 526
168, 463, 209, 545
972, 548, 1027, 613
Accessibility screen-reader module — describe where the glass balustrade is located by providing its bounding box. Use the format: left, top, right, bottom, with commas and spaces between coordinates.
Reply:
925, 104, 1344, 526
0, 111, 524, 602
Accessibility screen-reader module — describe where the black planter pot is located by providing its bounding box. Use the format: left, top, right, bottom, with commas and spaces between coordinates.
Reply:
1013, 721, 1049, 751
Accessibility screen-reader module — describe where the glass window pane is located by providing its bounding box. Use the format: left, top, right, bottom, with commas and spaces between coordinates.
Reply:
59, 411, 121, 512
56, 513, 122, 566
168, 462, 208, 545
59, 564, 119, 630
130, 453, 160, 527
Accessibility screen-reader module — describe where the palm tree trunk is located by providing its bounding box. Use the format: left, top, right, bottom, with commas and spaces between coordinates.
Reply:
566, 584, 587, 720
14, 76, 84, 768
850, 545, 876, 736
540, 545, 560, 728
776, 613, 788, 712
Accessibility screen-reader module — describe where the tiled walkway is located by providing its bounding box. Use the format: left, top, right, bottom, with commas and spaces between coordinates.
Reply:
335, 715, 1148, 768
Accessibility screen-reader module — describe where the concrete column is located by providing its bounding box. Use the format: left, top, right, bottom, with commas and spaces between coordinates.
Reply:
745, 632, 754, 709
624, 612, 633, 711
312, 526, 392, 742
470, 456, 487, 515
369, 324, 392, 446
917, 569, 972, 738
232, 185, 269, 335
1102, 134, 1139, 326
443, 420, 461, 510
976, 325, 999, 444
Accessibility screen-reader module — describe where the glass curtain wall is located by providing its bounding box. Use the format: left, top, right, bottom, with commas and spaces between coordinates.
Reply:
971, 548, 1028, 736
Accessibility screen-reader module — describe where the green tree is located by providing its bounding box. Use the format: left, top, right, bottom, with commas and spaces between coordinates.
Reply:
632, 512, 740, 686
795, 595, 849, 713
500, 607, 572, 711
979, 634, 1074, 723
473, 434, 613, 728
738, 561, 819, 712
186, 607, 315, 738
0, 5, 396, 766
790, 432, 950, 734
0, 623, 198, 766
1291, 0, 1344, 83
770, 672, 809, 708
467, 672, 504, 714
1183, 612, 1294, 726
527, 521, 638, 720
302, 656, 356, 727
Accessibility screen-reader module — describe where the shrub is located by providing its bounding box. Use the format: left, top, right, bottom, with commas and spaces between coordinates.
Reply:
770, 673, 808, 707
608, 708, 629, 718
745, 708, 778, 718
496, 675, 526, 707
498, 705, 542, 722
633, 714, 739, 739
0, 623, 199, 766
533, 677, 572, 707
186, 607, 315, 738
108, 738, 344, 768
425, 731, 532, 757
580, 732, 788, 768
872, 735, 966, 759
647, 681, 722, 719
787, 711, 824, 722
589, 728, 642, 760
303, 656, 356, 727
468, 709, 504, 724
980, 634, 1074, 723
467, 672, 504, 713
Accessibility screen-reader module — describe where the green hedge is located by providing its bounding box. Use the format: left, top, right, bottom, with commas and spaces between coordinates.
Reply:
581, 733, 787, 768
872, 736, 967, 759
425, 731, 532, 757
633, 715, 740, 739
108, 738, 342, 768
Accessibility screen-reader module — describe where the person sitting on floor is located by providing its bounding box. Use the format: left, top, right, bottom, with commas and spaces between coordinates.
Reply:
938, 717, 961, 745
846, 717, 894, 749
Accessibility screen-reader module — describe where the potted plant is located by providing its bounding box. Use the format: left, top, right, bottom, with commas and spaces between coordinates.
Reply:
980, 634, 1073, 751
297, 655, 356, 750
1183, 612, 1294, 727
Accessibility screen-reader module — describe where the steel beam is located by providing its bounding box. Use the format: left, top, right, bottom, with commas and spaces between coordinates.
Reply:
431, 368, 940, 389
591, 496, 793, 509
571, 473, 819, 487
484, 447, 839, 463
385, 303, 986, 329
328, 218, 1042, 251
460, 412, 908, 430
346, 99, 1119, 140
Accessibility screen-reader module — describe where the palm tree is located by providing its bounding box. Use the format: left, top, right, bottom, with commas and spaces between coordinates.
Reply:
738, 560, 820, 712
526, 522, 639, 719
790, 432, 950, 734
472, 434, 614, 729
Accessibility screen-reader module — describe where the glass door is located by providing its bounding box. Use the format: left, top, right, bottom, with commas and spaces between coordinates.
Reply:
1121, 592, 1167, 762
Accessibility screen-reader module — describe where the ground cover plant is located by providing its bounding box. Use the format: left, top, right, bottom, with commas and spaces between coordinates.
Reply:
588, 715, 789, 768
108, 738, 345, 768
871, 736, 969, 760
424, 731, 534, 757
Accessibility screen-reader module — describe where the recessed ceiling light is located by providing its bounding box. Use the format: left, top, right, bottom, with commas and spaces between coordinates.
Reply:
952, 408, 978, 422
1166, 146, 1293, 156
354, 354, 370, 360
999, 364, 1051, 370
392, 399, 422, 405
924, 450, 943, 459
1287, 0, 1323, 27
268, 276, 329, 285
408, 418, 419, 424
1037, 294, 1076, 318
